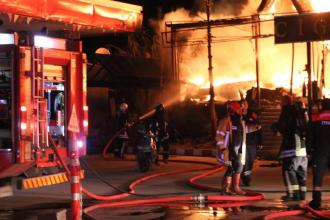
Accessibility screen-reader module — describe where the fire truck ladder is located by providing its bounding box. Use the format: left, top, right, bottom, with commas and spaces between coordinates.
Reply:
31, 47, 48, 150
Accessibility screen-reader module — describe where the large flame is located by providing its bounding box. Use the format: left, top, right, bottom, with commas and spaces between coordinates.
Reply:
158, 0, 330, 102
311, 0, 330, 12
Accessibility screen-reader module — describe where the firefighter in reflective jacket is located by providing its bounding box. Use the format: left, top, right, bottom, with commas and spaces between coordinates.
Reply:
220, 101, 247, 195
242, 108, 263, 186
276, 95, 308, 201
309, 99, 330, 210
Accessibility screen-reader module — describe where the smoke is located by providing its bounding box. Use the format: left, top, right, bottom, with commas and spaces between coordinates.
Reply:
151, 0, 322, 101
212, 0, 251, 16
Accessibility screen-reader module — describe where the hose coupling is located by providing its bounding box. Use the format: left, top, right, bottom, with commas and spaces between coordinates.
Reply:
192, 193, 207, 206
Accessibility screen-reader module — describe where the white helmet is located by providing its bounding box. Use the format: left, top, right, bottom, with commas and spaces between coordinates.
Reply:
119, 102, 128, 111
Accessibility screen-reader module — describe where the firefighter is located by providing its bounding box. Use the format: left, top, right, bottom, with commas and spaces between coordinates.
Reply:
113, 102, 129, 158
276, 95, 308, 201
148, 104, 170, 164
309, 99, 330, 210
242, 107, 263, 187
221, 100, 246, 195
215, 108, 231, 166
135, 121, 157, 172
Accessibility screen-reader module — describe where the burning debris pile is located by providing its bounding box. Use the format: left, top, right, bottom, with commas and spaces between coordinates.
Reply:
246, 87, 288, 109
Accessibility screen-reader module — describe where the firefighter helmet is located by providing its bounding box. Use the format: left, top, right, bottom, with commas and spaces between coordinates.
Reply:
155, 103, 164, 112
119, 102, 128, 111
227, 101, 241, 115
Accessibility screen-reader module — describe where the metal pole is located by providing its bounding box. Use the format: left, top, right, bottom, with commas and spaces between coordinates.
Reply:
252, 15, 261, 108
307, 42, 313, 118
321, 45, 327, 91
290, 43, 295, 96
171, 30, 176, 81
206, 0, 217, 137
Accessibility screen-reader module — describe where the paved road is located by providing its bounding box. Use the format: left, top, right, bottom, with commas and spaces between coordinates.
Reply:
1, 155, 330, 219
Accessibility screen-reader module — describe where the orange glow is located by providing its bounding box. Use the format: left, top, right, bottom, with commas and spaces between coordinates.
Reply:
311, 0, 330, 12
270, 71, 307, 90
187, 73, 255, 89
162, 1, 330, 103
323, 87, 330, 98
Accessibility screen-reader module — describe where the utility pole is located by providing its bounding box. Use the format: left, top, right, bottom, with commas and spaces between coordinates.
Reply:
206, 0, 217, 138
252, 15, 261, 108
290, 43, 295, 96
307, 42, 313, 118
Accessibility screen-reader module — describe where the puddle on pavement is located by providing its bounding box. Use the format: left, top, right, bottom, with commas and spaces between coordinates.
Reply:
86, 201, 296, 220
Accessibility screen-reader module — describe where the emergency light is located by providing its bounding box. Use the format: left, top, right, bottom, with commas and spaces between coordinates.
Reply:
83, 105, 88, 135
77, 140, 84, 149
20, 106, 27, 131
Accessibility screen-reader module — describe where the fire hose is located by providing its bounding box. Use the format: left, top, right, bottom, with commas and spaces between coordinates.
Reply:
102, 108, 152, 160
51, 127, 330, 220
49, 135, 265, 216
264, 204, 330, 220
50, 134, 217, 198
83, 162, 264, 216
102, 127, 126, 159
80, 156, 217, 197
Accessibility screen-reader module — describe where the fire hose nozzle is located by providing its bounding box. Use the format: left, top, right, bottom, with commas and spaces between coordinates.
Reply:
192, 193, 206, 205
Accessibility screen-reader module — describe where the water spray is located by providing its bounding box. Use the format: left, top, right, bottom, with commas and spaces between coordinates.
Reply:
103, 94, 182, 159
138, 95, 181, 121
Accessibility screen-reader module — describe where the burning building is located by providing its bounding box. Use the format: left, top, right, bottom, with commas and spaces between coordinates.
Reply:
158, 0, 330, 104
145, 0, 330, 154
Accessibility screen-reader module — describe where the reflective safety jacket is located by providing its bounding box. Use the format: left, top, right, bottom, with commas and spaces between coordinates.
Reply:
311, 110, 330, 156
277, 105, 307, 159
215, 114, 246, 165
215, 116, 231, 151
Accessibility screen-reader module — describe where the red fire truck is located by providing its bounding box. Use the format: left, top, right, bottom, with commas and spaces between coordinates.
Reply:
0, 0, 142, 190
0, 33, 88, 182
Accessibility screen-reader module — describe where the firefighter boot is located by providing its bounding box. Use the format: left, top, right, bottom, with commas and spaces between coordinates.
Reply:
241, 174, 251, 187
292, 190, 301, 201
222, 176, 234, 195
309, 191, 321, 210
232, 173, 246, 195
281, 192, 293, 201
299, 190, 306, 201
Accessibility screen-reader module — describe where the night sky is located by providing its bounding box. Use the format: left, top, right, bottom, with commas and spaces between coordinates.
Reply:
121, 0, 250, 24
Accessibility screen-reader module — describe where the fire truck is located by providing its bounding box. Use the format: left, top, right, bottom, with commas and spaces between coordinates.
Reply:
0, 33, 88, 183
0, 0, 142, 190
